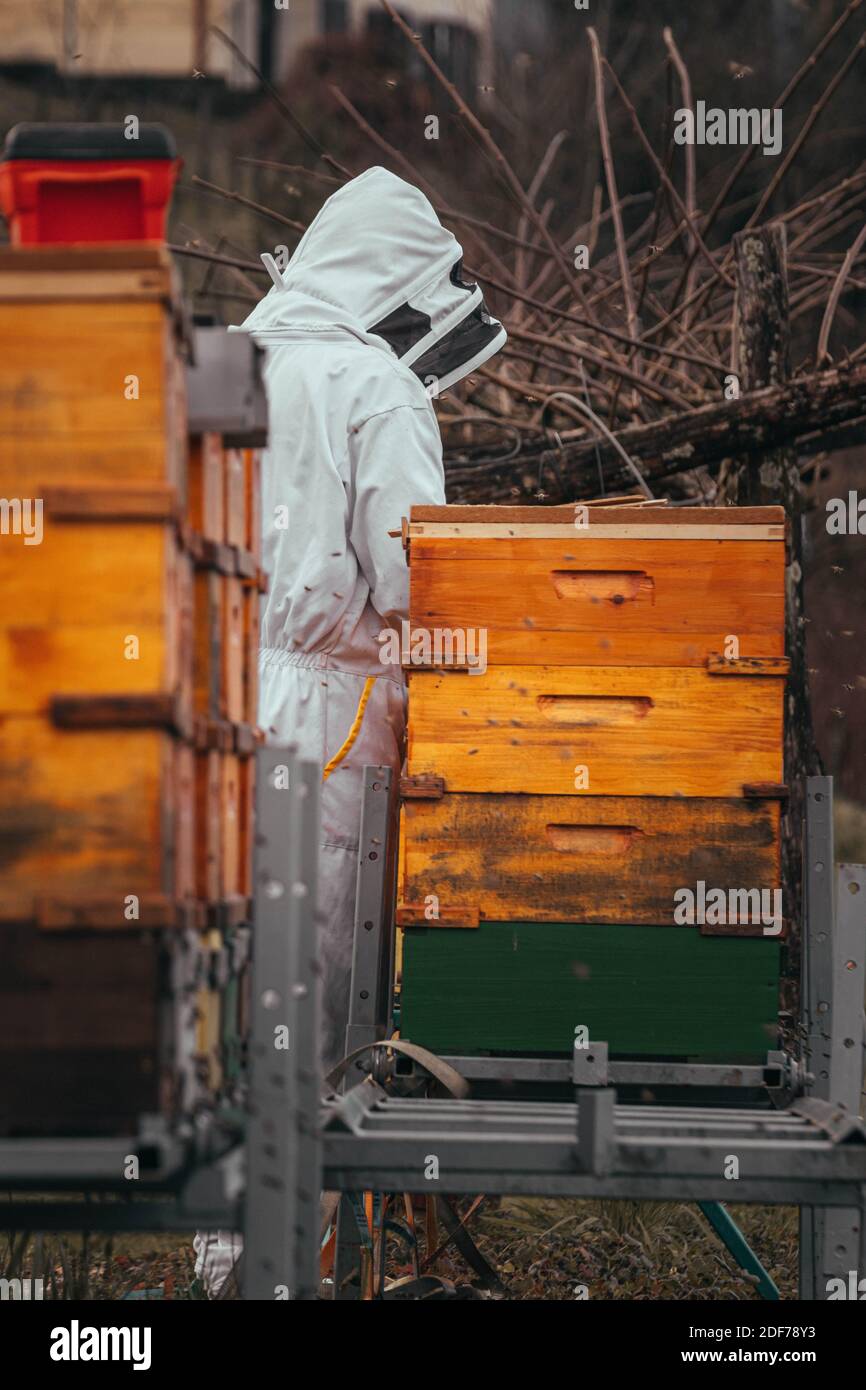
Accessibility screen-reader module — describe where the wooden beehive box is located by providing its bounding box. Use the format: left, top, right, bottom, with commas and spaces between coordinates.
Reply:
0, 925, 166, 1137
0, 244, 187, 496
0, 245, 260, 1134
405, 503, 786, 666
397, 502, 788, 1061
185, 437, 264, 1099
187, 436, 263, 930
0, 245, 195, 930
0, 245, 264, 1134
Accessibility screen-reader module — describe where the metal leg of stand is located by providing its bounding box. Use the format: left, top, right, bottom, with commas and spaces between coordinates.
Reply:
698, 1203, 780, 1300
799, 776, 834, 1300
243, 748, 321, 1301
333, 1194, 363, 1302
342, 765, 396, 1079
332, 766, 396, 1300
831, 864, 866, 1121
817, 862, 866, 1296
802, 777, 836, 1100
799, 777, 866, 1299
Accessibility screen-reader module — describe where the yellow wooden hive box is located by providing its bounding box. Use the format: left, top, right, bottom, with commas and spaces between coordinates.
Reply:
398, 502, 787, 934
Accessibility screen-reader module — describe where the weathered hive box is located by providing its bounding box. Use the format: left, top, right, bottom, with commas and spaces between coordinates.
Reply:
186, 438, 263, 927
0, 246, 263, 1134
398, 503, 788, 1061
0, 244, 187, 493
0, 244, 195, 931
406, 502, 785, 665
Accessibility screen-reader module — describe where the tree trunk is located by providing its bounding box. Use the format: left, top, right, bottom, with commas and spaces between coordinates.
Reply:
721, 223, 822, 1013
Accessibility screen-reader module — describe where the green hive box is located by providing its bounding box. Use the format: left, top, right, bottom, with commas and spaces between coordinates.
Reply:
400, 922, 781, 1060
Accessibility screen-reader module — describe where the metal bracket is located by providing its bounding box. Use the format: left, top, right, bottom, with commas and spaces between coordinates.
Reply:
322, 1080, 388, 1136
572, 1040, 609, 1086
791, 1098, 866, 1146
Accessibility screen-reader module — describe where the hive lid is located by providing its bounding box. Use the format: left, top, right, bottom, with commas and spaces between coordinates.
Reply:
2, 122, 177, 161
406, 502, 787, 542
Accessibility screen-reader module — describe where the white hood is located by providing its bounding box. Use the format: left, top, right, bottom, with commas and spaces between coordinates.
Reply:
230, 166, 506, 393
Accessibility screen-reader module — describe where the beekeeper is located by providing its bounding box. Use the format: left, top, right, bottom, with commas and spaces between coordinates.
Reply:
194, 166, 506, 1295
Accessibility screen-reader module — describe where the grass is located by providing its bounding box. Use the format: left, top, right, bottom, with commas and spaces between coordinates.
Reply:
1, 1228, 202, 1300
470, 1197, 798, 1301
1, 1199, 798, 1300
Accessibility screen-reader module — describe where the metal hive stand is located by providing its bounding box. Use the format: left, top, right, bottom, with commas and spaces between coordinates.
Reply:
321, 1087, 866, 1207
317, 770, 866, 1301
0, 761, 862, 1304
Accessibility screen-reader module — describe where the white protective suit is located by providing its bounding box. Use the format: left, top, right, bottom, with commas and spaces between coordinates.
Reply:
194, 166, 506, 1295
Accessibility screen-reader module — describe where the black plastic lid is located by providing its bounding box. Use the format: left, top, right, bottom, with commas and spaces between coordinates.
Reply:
2, 122, 177, 161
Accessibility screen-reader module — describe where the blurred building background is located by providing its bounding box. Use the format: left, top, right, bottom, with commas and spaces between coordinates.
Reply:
0, 1, 492, 89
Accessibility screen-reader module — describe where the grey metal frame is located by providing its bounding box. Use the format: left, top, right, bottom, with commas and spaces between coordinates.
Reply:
342, 766, 397, 1079
332, 765, 398, 1300
418, 1051, 796, 1092
323, 771, 866, 1301
798, 775, 866, 1299
186, 326, 267, 443
242, 747, 321, 1301
320, 1088, 866, 1206
2, 759, 863, 1305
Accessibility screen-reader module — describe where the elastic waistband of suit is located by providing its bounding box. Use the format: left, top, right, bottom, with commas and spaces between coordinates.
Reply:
260, 645, 404, 684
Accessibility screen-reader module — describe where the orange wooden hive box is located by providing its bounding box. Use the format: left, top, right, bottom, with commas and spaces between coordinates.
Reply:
397, 502, 788, 1061
0, 245, 264, 1133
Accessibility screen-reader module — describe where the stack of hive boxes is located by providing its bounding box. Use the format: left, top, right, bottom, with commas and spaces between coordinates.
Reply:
397, 502, 788, 1062
186, 431, 263, 1095
0, 244, 263, 1133
187, 433, 263, 909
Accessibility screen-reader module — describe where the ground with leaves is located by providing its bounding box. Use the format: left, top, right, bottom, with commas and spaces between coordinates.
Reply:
473, 1198, 796, 1301
2, 1198, 797, 1300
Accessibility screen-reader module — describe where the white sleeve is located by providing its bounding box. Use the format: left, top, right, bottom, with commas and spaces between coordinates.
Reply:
348, 403, 445, 624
